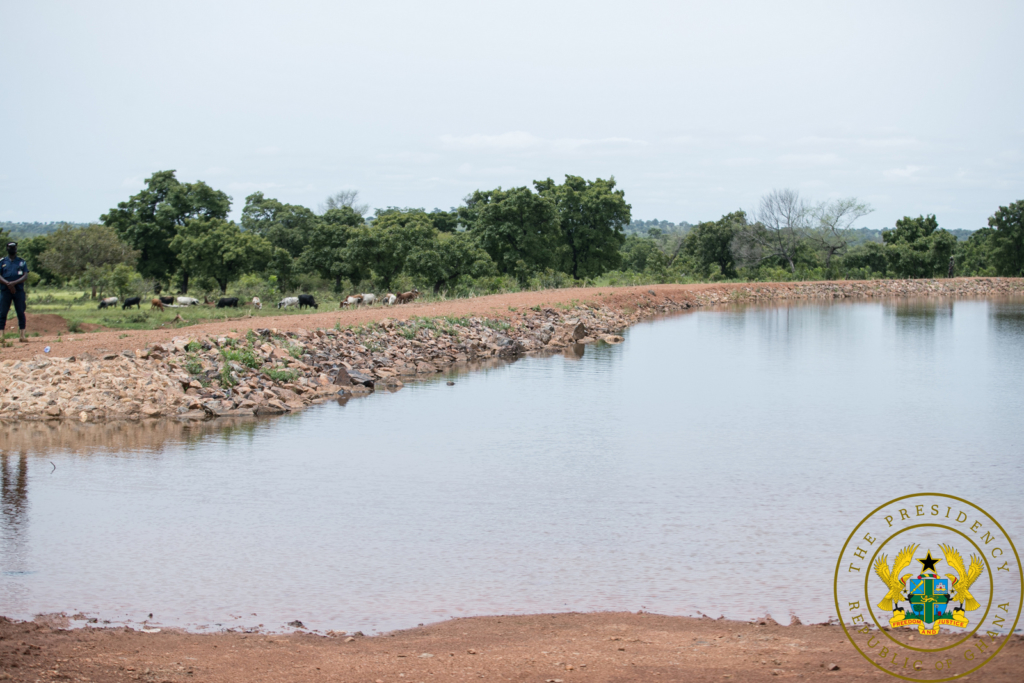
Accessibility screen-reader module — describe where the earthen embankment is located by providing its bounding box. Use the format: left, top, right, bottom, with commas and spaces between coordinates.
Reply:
1, 278, 1021, 425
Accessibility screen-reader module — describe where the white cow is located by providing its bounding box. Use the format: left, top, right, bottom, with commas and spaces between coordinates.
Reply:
360, 293, 376, 306
340, 295, 363, 308
177, 297, 200, 306
278, 296, 299, 309
382, 293, 397, 306
97, 296, 118, 309
252, 297, 262, 310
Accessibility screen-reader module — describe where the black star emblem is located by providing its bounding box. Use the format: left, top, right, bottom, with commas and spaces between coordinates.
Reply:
918, 551, 940, 573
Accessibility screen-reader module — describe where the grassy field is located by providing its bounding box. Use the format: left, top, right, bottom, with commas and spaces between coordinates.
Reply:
4, 288, 373, 335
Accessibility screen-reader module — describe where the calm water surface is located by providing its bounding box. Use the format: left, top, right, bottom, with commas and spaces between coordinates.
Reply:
1, 297, 1022, 633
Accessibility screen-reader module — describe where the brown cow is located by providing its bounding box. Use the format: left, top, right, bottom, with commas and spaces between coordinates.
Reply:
151, 298, 165, 311
396, 289, 420, 304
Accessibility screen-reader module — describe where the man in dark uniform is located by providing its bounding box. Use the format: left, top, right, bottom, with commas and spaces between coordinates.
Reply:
0, 242, 30, 343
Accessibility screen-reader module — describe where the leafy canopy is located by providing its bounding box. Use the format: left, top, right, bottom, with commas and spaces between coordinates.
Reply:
102, 170, 230, 281
169, 219, 274, 293
534, 175, 631, 279
465, 186, 560, 282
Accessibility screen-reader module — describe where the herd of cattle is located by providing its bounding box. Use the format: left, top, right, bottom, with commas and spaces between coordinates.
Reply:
95, 289, 421, 312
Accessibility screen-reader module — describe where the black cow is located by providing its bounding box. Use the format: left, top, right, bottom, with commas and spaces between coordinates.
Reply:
159, 296, 175, 305
122, 296, 141, 310
298, 294, 318, 309
217, 297, 239, 308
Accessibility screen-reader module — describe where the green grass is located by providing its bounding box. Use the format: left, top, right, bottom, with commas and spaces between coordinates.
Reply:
263, 366, 298, 382
219, 363, 238, 387
183, 354, 204, 376
482, 318, 510, 331
220, 345, 261, 369
15, 287, 353, 332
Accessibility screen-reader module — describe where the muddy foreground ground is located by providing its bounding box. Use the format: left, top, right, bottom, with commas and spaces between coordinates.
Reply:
3, 612, 1022, 682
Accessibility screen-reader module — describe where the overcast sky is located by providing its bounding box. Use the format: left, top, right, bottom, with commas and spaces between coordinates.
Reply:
2, 1, 1021, 230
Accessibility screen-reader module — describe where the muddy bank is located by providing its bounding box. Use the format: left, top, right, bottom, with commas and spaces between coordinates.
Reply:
2, 612, 1022, 683
1, 278, 1021, 425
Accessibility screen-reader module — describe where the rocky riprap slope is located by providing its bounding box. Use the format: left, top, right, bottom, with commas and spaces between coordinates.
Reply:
0, 307, 636, 424
1, 278, 1021, 424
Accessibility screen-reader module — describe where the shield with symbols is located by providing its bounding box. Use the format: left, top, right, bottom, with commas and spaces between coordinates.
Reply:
908, 575, 950, 625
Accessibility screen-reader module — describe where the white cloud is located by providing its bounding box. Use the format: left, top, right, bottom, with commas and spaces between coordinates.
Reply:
440, 132, 647, 152
777, 153, 842, 166
883, 165, 923, 179
857, 137, 919, 148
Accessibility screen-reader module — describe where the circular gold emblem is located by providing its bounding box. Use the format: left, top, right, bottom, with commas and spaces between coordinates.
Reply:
834, 493, 1022, 680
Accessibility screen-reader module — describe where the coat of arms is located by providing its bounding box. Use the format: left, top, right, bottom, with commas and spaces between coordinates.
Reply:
873, 543, 983, 635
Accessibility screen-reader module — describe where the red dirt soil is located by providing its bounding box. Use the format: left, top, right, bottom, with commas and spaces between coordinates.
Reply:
4, 612, 1021, 683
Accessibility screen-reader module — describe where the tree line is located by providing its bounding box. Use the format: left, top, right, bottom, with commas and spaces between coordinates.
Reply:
620, 190, 1023, 283
3, 171, 1021, 300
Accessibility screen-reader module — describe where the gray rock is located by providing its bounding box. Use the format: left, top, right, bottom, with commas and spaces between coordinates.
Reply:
348, 370, 375, 386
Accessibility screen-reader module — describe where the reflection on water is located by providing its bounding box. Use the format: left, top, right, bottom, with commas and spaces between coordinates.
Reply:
0, 297, 1021, 633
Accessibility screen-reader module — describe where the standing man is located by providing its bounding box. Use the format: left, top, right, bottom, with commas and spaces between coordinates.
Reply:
0, 242, 30, 343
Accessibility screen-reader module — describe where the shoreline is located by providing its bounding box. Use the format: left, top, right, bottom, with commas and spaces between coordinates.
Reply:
1, 278, 1022, 426
2, 611, 1021, 682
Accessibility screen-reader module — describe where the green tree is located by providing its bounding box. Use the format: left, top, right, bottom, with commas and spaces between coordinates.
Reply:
988, 200, 1024, 276
102, 170, 231, 285
680, 211, 746, 278
39, 223, 139, 297
241, 192, 319, 258
429, 208, 460, 233
345, 210, 434, 290
882, 215, 957, 278
407, 231, 495, 293
954, 227, 996, 276
534, 175, 631, 279
109, 264, 144, 300
299, 206, 365, 291
16, 234, 55, 283
619, 234, 669, 273
842, 242, 889, 276
169, 219, 274, 293
269, 248, 297, 293
466, 186, 560, 281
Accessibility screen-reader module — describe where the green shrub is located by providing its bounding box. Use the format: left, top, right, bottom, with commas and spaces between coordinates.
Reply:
263, 366, 298, 382
184, 354, 204, 376
219, 363, 238, 387
221, 346, 261, 369
67, 320, 83, 333
482, 318, 510, 331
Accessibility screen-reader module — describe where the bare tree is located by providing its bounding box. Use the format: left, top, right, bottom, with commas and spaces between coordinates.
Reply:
809, 197, 873, 269
319, 190, 369, 216
732, 188, 808, 274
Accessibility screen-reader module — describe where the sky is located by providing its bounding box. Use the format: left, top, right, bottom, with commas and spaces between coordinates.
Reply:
1, 0, 1022, 230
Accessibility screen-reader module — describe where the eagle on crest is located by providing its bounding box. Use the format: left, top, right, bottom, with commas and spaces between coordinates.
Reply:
938, 543, 984, 612
873, 543, 919, 611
